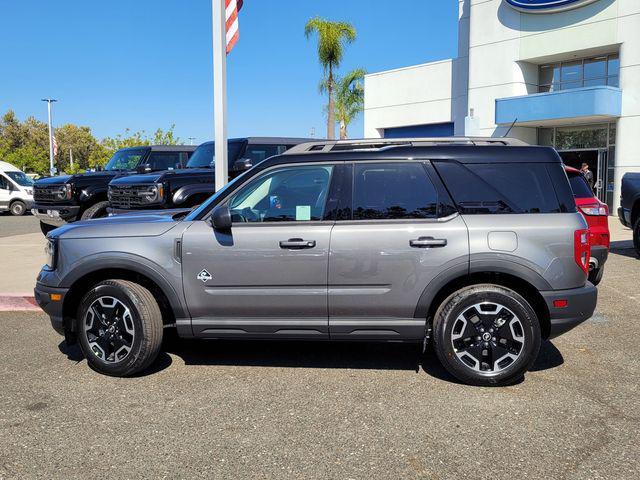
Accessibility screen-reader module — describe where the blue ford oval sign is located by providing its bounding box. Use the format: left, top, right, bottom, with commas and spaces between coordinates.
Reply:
505, 0, 600, 13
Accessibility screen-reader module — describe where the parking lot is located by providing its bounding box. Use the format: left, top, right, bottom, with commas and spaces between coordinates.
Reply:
0, 215, 639, 479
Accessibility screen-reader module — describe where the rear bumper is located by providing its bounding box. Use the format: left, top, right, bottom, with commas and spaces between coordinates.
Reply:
32, 204, 81, 226
590, 245, 609, 271
542, 283, 597, 339
618, 207, 631, 228
34, 283, 69, 336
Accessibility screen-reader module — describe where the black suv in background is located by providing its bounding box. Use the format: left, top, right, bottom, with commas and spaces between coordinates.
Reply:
107, 137, 310, 214
33, 145, 196, 234
618, 172, 640, 255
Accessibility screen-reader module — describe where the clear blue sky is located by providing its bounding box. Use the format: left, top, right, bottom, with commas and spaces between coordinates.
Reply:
0, 1, 458, 143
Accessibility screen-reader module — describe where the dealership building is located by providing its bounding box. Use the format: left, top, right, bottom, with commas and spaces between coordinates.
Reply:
364, 0, 639, 211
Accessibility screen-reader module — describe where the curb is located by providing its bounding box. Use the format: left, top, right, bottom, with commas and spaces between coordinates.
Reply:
0, 295, 40, 312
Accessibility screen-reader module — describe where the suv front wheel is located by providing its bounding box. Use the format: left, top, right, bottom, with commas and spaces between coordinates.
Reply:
432, 284, 541, 387
77, 279, 163, 376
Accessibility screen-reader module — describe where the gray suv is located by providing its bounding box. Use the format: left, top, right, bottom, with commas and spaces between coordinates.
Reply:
34, 138, 597, 386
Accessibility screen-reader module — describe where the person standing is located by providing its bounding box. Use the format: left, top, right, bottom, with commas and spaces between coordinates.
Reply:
581, 162, 594, 191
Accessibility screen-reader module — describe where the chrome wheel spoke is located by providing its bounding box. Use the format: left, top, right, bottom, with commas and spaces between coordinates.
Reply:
451, 301, 525, 374
84, 296, 135, 364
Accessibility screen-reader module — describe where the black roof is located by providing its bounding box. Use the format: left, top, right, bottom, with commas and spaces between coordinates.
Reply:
256, 145, 562, 171
120, 145, 197, 152
197, 137, 315, 147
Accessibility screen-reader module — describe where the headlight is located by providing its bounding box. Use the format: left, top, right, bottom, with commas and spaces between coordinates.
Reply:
137, 183, 164, 204
44, 239, 57, 271
56, 184, 73, 200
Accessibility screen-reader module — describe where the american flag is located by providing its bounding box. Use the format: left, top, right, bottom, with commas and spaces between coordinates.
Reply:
225, 0, 243, 54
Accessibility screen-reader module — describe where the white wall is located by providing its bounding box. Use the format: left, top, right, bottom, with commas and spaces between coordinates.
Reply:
363, 60, 455, 138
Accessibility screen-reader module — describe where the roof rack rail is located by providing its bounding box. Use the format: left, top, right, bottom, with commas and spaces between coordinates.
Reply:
283, 136, 529, 154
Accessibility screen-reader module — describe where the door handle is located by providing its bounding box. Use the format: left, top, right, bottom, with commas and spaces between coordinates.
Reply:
410, 237, 447, 248
279, 238, 316, 249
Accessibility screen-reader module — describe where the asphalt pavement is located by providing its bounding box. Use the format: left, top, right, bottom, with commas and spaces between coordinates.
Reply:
0, 219, 638, 479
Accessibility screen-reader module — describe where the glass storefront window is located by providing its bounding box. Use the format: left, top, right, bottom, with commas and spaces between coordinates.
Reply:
538, 128, 554, 146
555, 125, 608, 150
538, 54, 620, 93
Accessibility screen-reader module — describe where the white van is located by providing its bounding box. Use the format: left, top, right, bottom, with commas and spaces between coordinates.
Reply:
0, 160, 35, 216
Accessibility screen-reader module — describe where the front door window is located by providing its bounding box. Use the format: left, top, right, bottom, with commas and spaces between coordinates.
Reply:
228, 165, 333, 222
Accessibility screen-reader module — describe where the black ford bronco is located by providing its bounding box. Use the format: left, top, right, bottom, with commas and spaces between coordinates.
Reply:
33, 145, 196, 234
107, 138, 310, 214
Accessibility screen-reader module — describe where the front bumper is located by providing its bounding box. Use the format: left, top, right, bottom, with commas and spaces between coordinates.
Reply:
542, 283, 597, 339
34, 283, 69, 336
32, 204, 81, 226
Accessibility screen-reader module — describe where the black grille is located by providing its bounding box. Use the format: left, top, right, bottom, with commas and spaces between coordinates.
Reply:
109, 185, 148, 209
34, 185, 63, 204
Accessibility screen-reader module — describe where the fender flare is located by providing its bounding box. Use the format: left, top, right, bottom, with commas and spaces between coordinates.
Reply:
413, 256, 552, 318
60, 252, 189, 321
172, 184, 214, 206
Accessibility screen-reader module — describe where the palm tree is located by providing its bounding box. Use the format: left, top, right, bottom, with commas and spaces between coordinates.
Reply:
304, 17, 356, 140
334, 68, 365, 139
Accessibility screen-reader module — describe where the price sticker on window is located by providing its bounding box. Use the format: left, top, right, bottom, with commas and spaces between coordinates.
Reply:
296, 205, 311, 221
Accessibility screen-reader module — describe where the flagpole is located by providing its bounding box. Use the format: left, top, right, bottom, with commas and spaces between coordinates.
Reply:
212, 0, 228, 191
42, 98, 57, 176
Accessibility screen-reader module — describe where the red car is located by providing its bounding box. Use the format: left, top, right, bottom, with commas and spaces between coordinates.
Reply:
565, 166, 609, 285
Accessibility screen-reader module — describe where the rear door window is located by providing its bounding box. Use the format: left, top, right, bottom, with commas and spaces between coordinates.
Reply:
352, 162, 438, 220
148, 152, 182, 170
433, 161, 561, 214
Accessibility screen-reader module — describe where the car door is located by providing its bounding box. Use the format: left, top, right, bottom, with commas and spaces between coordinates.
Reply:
0, 174, 11, 210
328, 161, 469, 341
181, 163, 336, 339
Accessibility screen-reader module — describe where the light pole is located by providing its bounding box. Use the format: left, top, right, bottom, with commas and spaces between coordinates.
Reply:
41, 98, 57, 176
188, 136, 196, 146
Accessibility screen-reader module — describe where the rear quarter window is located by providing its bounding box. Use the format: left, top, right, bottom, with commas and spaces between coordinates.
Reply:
433, 161, 567, 214
567, 171, 594, 199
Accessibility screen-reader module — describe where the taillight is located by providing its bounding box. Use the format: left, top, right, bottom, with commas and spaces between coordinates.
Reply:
579, 203, 608, 216
574, 229, 590, 274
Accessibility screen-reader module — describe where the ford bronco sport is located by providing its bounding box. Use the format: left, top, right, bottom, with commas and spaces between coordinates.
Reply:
34, 138, 597, 386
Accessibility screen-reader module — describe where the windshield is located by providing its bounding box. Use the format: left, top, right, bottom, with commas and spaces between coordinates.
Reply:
104, 148, 147, 171
186, 141, 244, 168
5, 171, 34, 186
185, 169, 253, 221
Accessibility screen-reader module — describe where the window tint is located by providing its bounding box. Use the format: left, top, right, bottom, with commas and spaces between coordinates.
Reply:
434, 161, 561, 214
228, 165, 333, 222
148, 152, 182, 170
567, 171, 594, 198
0, 175, 8, 190
353, 163, 438, 220
243, 144, 288, 164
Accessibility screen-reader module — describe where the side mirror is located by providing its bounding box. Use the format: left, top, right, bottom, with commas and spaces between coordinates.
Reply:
232, 158, 253, 172
136, 164, 152, 173
211, 205, 232, 231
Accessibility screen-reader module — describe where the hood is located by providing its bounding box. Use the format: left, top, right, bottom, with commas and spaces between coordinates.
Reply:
36, 170, 120, 186
50, 211, 181, 240
110, 172, 164, 185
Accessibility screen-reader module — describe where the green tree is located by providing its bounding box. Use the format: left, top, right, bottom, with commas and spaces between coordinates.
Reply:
305, 17, 356, 140
334, 68, 365, 139
55, 124, 100, 172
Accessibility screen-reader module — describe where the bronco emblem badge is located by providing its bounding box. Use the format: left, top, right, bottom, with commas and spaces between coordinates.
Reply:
196, 269, 212, 283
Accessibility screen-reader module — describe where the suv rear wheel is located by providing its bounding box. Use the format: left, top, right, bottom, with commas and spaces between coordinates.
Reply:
76, 280, 163, 376
432, 284, 541, 387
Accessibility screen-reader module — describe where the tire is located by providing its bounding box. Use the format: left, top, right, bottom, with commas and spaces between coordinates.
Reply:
634, 217, 640, 257
588, 266, 604, 286
76, 280, 163, 376
81, 200, 110, 220
432, 284, 541, 387
40, 221, 56, 235
9, 200, 26, 216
